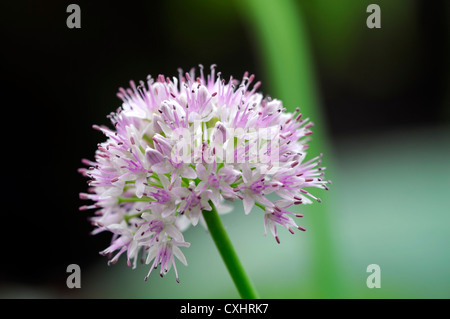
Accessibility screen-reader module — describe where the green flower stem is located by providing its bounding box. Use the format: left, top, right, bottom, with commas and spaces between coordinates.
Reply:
202, 202, 259, 299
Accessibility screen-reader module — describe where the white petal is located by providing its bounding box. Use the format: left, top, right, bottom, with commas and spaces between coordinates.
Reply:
194, 181, 207, 194
104, 222, 127, 232
201, 198, 212, 211
188, 209, 201, 226
127, 240, 139, 259
145, 147, 164, 165
158, 174, 170, 189
172, 186, 189, 197
243, 194, 255, 215
195, 163, 207, 180
141, 212, 152, 220
99, 183, 124, 199
145, 245, 159, 265
157, 120, 173, 137
152, 161, 172, 174
218, 165, 241, 184
273, 198, 292, 208
214, 200, 233, 214
161, 204, 176, 218
172, 245, 188, 266
209, 189, 221, 208
197, 85, 209, 105
165, 224, 184, 242
134, 226, 152, 241
181, 165, 197, 179
175, 215, 191, 232
242, 163, 252, 183
135, 175, 147, 198
122, 104, 147, 119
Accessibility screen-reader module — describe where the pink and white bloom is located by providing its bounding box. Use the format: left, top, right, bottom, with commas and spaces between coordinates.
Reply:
79, 65, 329, 282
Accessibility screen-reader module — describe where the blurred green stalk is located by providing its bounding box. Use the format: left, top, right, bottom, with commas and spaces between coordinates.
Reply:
236, 0, 338, 297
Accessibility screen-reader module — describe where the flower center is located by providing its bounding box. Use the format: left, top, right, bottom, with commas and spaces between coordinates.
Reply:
147, 219, 165, 234
151, 189, 171, 204
208, 174, 221, 188
249, 180, 266, 194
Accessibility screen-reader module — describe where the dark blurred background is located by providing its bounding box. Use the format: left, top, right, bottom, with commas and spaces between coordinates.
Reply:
0, 0, 448, 298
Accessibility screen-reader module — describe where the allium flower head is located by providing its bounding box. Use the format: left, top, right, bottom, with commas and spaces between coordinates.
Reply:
79, 65, 329, 282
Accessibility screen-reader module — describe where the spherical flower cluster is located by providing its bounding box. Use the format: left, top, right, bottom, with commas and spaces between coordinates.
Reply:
79, 65, 329, 282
